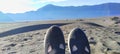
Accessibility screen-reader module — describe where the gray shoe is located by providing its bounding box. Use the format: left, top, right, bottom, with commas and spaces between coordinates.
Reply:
68, 28, 91, 54
44, 25, 65, 54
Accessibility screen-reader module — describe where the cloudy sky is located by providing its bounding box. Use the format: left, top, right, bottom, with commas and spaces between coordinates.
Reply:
0, 0, 120, 13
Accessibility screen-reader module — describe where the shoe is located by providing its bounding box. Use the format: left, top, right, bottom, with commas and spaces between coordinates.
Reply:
44, 25, 66, 54
68, 28, 90, 54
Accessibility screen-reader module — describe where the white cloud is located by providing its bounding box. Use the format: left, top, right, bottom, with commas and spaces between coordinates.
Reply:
0, 0, 66, 13
0, 0, 36, 13
31, 0, 66, 5
40, 0, 66, 3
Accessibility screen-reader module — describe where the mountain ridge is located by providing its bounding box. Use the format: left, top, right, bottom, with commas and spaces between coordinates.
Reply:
0, 3, 120, 22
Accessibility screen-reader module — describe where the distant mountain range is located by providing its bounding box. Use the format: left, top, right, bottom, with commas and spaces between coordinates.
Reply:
0, 3, 120, 22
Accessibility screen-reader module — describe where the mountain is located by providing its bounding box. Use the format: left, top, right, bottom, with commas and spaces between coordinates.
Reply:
0, 12, 14, 22
1, 3, 120, 22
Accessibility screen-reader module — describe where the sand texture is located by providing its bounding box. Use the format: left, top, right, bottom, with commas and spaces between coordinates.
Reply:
0, 17, 120, 54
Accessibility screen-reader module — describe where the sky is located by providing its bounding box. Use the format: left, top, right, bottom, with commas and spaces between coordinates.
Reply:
0, 0, 120, 13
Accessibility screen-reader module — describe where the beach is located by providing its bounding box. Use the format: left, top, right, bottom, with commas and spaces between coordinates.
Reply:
0, 17, 120, 54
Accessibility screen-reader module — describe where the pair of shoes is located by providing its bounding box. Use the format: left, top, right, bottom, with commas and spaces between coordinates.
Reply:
44, 25, 90, 54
